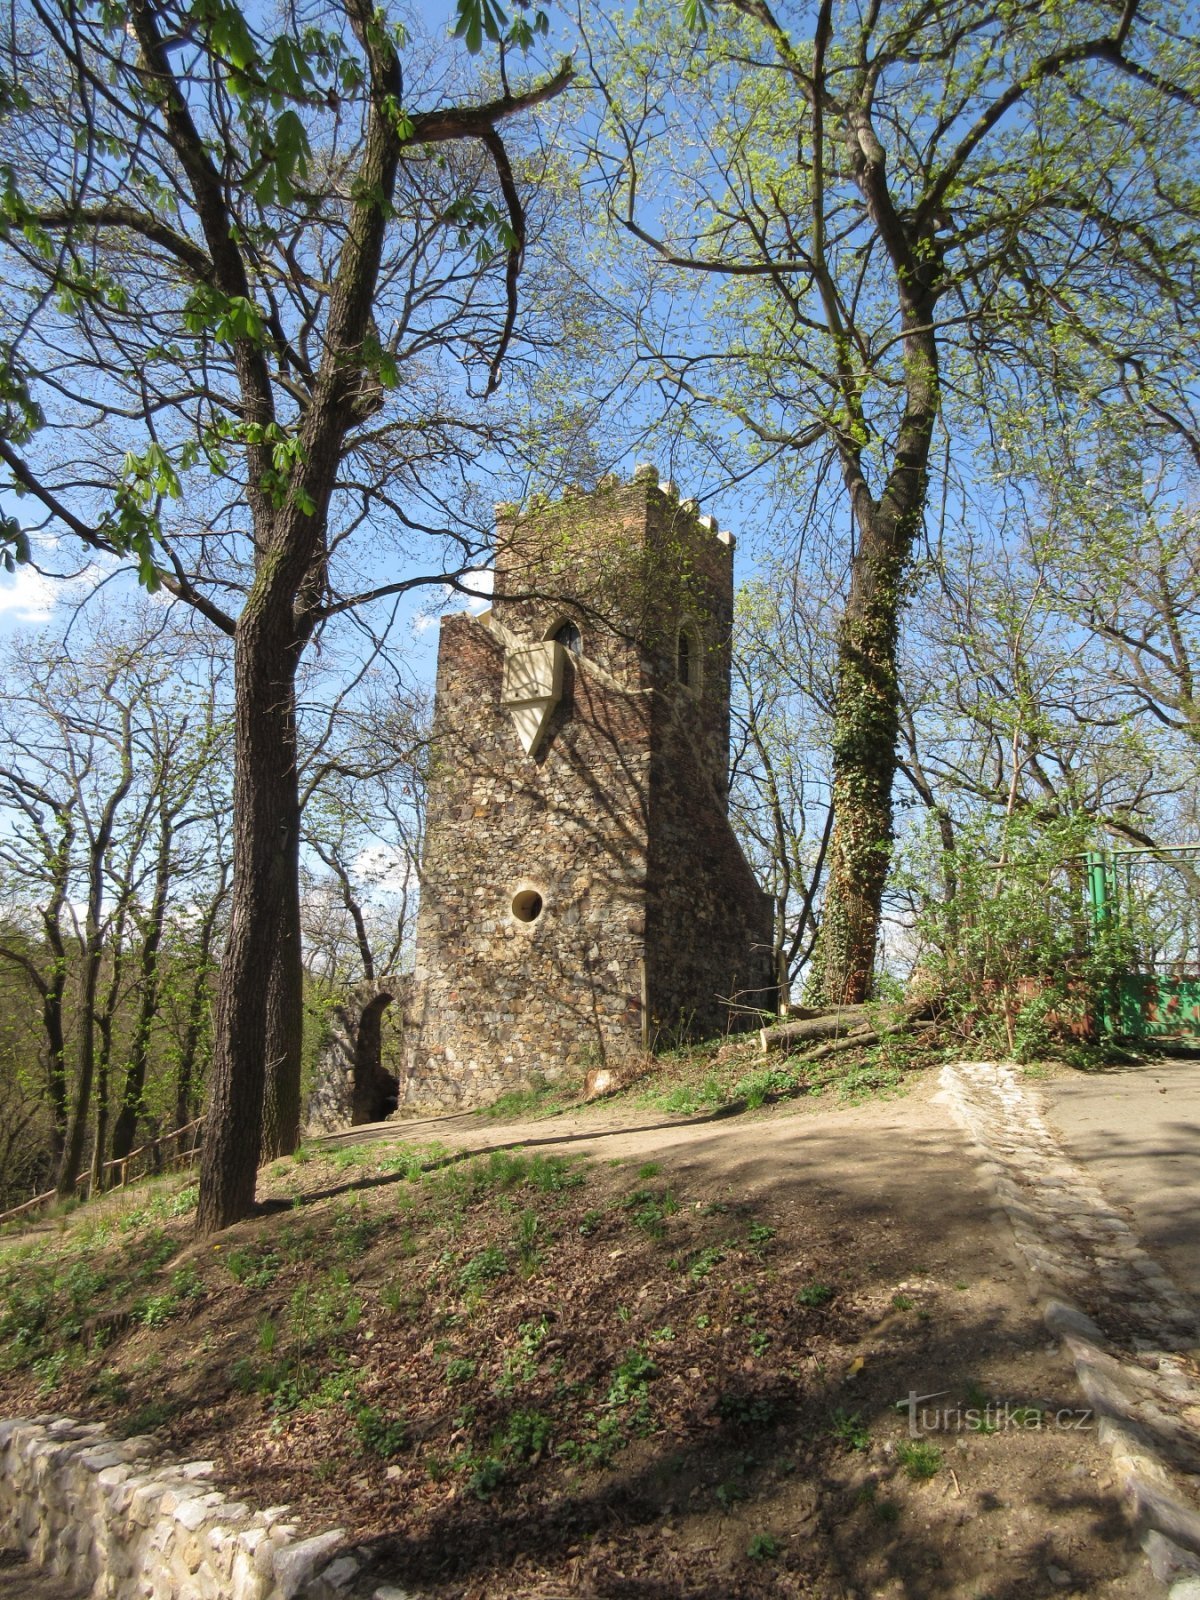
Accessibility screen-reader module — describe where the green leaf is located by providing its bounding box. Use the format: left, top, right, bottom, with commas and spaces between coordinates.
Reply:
0, 514, 30, 568
452, 0, 508, 54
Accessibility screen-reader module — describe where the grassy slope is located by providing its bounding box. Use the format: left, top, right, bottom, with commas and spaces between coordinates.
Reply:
0, 1044, 1150, 1599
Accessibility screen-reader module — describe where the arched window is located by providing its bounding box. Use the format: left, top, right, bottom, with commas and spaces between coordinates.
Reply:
677, 623, 702, 692
677, 628, 692, 686
553, 619, 582, 654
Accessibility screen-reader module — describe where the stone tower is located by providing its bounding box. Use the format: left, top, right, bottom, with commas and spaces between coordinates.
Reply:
398, 466, 775, 1109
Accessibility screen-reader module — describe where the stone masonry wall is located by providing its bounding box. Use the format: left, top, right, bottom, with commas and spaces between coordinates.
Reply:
304, 980, 405, 1137
0, 1415, 377, 1600
399, 472, 774, 1110
400, 612, 653, 1108
645, 690, 776, 1040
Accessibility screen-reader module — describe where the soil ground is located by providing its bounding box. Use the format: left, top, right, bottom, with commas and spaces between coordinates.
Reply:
0, 1064, 1163, 1599
0, 1546, 77, 1597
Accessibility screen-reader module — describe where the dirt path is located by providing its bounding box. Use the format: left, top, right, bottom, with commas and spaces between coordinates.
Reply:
1041, 1059, 1200, 1304
313, 1076, 1159, 1599
940, 1059, 1200, 1597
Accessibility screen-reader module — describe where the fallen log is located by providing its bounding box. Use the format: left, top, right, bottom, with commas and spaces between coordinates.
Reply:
759, 1001, 933, 1055
792, 1018, 938, 1068
759, 1006, 872, 1054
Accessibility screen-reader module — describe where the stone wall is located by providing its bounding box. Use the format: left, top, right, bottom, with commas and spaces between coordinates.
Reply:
400, 612, 653, 1108
305, 980, 405, 1137
645, 690, 776, 1042
399, 472, 775, 1110
0, 1415, 391, 1599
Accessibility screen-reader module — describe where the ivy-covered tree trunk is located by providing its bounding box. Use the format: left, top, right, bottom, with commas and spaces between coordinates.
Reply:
806, 530, 905, 1005
806, 276, 938, 1005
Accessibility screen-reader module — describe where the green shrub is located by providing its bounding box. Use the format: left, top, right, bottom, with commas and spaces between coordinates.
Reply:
829, 1408, 869, 1450
796, 1281, 833, 1308
897, 1440, 942, 1480
496, 1408, 553, 1461
354, 1404, 408, 1458
458, 1246, 507, 1288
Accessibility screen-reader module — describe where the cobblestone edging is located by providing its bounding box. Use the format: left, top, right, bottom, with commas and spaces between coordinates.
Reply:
0, 1416, 418, 1600
938, 1061, 1200, 1599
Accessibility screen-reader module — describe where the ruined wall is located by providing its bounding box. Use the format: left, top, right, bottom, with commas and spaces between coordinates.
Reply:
399, 612, 652, 1108
304, 980, 403, 1137
399, 470, 775, 1110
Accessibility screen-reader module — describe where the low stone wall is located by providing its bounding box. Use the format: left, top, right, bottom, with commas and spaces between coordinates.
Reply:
0, 1415, 393, 1599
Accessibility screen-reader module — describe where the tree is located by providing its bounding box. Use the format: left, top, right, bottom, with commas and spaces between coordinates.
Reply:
108, 655, 228, 1168
583, 0, 1200, 1001
729, 577, 832, 1005
0, 609, 233, 1195
0, 0, 572, 1227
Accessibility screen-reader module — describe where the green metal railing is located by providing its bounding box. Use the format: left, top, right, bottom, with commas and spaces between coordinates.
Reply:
1085, 845, 1200, 1046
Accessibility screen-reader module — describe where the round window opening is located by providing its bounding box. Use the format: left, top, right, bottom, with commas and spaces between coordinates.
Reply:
511, 888, 544, 923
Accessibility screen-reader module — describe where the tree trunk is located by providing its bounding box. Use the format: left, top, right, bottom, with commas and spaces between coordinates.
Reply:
89, 962, 122, 1194
805, 525, 905, 1005
43, 965, 68, 1165
804, 181, 941, 1004
260, 771, 304, 1161
174, 877, 225, 1130
41, 838, 73, 1165
111, 820, 172, 1164
759, 1006, 873, 1051
91, 1030, 109, 1194
58, 733, 134, 1198
196, 600, 301, 1232
58, 933, 103, 1197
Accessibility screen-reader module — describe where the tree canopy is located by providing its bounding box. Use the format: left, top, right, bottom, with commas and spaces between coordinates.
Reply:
0, 0, 571, 1227
581, 0, 1200, 1000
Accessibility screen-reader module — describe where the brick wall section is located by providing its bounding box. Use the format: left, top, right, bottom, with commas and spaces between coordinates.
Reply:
399, 474, 775, 1110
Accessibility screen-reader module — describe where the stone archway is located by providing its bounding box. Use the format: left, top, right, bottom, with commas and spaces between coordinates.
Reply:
305, 977, 407, 1136
351, 990, 398, 1124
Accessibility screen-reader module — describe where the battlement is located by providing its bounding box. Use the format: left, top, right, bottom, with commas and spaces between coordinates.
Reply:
491, 471, 736, 655
494, 464, 736, 551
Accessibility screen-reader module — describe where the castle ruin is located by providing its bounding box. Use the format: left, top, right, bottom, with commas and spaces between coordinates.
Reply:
398, 466, 775, 1110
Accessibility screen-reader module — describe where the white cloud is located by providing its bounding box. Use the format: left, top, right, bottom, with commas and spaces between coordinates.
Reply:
0, 563, 60, 623
460, 568, 494, 611
0, 557, 115, 628
411, 567, 495, 639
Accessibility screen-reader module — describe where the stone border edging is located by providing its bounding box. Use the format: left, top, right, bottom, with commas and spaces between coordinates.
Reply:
0, 1414, 413, 1599
938, 1062, 1200, 1598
